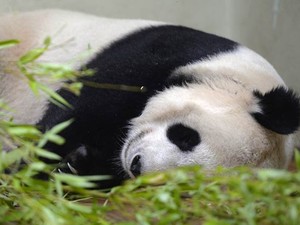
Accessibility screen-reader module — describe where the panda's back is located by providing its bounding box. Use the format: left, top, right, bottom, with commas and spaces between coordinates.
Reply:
36, 17, 239, 141
1, 9, 283, 148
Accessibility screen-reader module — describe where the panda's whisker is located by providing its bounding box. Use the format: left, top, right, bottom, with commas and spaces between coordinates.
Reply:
117, 135, 126, 146
111, 156, 122, 166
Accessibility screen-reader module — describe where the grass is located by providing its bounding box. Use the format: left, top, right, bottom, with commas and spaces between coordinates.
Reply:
0, 38, 300, 225
2, 159, 299, 225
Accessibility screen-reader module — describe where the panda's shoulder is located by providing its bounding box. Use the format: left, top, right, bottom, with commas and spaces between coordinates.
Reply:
98, 24, 238, 61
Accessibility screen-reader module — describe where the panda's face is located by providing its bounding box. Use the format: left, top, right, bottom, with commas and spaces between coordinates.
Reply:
121, 81, 283, 178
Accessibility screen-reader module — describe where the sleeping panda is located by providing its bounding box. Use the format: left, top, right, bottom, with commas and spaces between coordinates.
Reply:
1, 9, 299, 186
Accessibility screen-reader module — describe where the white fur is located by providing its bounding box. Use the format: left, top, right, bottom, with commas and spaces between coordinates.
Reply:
173, 46, 285, 93
122, 47, 294, 176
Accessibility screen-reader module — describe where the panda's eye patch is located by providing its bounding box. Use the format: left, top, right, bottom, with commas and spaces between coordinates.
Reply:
166, 123, 200, 152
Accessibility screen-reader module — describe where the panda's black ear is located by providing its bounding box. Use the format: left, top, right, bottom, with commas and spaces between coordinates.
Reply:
251, 86, 300, 134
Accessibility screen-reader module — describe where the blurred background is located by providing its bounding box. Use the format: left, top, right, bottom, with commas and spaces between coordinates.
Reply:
0, 0, 299, 91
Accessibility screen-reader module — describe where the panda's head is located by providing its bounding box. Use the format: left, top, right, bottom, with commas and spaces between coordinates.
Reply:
121, 77, 300, 178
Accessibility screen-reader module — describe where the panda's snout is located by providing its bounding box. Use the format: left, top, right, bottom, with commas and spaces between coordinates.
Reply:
130, 155, 142, 177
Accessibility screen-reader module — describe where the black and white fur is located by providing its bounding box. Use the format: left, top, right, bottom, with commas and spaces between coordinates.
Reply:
1, 9, 299, 186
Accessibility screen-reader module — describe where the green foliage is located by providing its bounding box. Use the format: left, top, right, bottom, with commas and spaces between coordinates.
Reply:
107, 165, 300, 225
15, 36, 93, 108
1, 159, 300, 225
0, 40, 20, 49
1, 38, 299, 225
0, 38, 109, 224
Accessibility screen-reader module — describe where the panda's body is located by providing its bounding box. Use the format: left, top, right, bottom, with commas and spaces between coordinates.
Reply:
1, 9, 299, 186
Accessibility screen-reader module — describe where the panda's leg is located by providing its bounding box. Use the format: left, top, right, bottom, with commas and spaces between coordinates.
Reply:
38, 104, 123, 172
52, 126, 127, 188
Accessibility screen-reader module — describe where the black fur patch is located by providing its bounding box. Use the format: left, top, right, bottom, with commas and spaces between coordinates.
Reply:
252, 86, 300, 134
37, 25, 237, 184
167, 123, 201, 152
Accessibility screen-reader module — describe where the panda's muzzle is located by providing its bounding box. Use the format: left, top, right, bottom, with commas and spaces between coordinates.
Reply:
129, 155, 142, 177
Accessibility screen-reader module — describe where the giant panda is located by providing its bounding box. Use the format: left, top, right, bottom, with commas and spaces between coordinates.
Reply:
1, 9, 300, 186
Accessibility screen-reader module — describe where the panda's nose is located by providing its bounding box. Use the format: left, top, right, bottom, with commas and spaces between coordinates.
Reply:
130, 155, 141, 177
167, 123, 200, 152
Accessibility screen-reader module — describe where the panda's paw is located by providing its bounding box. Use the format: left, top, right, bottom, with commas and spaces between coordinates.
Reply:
57, 162, 78, 175
56, 145, 88, 175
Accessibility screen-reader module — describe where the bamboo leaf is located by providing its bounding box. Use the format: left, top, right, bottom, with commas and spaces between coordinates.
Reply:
0, 39, 20, 49
19, 48, 46, 64
54, 173, 96, 188
43, 36, 51, 46
38, 84, 72, 108
28, 80, 40, 95
65, 201, 92, 213
28, 162, 47, 171
295, 149, 300, 170
48, 119, 74, 134
35, 148, 61, 160
0, 148, 25, 168
6, 125, 41, 139
64, 82, 83, 96
38, 120, 73, 148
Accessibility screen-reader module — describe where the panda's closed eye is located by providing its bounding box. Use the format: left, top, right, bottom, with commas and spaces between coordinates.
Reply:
166, 123, 200, 152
